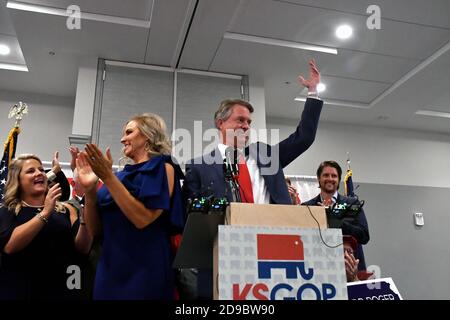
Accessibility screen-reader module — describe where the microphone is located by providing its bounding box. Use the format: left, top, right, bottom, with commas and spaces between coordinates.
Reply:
223, 158, 232, 180
225, 146, 239, 177
223, 147, 241, 202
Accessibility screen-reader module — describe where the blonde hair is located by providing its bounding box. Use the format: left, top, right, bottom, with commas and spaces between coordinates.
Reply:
126, 113, 172, 156
3, 154, 65, 215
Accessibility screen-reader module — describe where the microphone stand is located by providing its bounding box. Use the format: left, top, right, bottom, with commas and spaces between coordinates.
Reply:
223, 158, 241, 202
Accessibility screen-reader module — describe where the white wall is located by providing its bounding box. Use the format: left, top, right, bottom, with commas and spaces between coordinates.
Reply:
268, 117, 450, 188
0, 90, 74, 163
268, 116, 450, 299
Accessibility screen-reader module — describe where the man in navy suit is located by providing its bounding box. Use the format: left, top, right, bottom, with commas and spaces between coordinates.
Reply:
302, 160, 370, 270
181, 60, 323, 299
184, 59, 323, 206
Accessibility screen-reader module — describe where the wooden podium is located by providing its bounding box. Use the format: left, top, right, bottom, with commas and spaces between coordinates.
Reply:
225, 202, 327, 228
174, 203, 348, 300
213, 203, 347, 300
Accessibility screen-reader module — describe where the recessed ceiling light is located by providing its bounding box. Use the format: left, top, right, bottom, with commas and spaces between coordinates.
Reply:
0, 44, 11, 55
317, 83, 326, 93
335, 25, 353, 40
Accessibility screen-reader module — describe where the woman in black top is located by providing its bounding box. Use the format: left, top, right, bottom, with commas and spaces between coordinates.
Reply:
0, 154, 92, 299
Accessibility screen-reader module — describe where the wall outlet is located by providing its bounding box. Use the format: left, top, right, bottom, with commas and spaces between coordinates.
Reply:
414, 212, 424, 226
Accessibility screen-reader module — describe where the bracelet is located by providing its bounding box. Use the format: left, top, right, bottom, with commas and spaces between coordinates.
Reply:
46, 171, 57, 182
36, 212, 48, 224
79, 205, 85, 225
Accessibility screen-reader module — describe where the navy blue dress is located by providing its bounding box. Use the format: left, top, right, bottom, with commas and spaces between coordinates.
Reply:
93, 155, 185, 300
0, 206, 78, 299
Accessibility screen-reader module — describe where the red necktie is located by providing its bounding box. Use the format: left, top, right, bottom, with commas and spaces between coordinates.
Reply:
237, 155, 254, 203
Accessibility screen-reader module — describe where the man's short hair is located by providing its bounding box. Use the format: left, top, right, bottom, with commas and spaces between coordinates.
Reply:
214, 99, 254, 129
316, 160, 343, 182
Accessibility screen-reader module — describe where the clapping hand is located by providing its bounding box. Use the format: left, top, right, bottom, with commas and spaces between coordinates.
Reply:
287, 185, 300, 205
298, 59, 321, 92
69, 146, 79, 172
345, 251, 360, 282
76, 152, 99, 192
42, 183, 62, 217
83, 144, 114, 182
51, 151, 61, 174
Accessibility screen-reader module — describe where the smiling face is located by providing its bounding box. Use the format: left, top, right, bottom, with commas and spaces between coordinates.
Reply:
19, 159, 47, 198
318, 166, 340, 194
120, 120, 149, 163
217, 104, 252, 148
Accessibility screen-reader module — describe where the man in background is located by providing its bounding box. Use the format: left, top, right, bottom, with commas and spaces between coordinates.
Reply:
303, 160, 370, 270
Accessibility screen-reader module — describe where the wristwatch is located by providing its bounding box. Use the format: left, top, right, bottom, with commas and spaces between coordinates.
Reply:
307, 91, 319, 99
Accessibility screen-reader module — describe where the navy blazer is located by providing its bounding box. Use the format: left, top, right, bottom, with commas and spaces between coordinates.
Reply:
183, 98, 323, 204
302, 193, 370, 270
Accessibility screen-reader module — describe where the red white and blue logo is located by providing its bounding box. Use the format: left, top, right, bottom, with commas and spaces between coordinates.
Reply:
257, 234, 313, 280
232, 233, 337, 300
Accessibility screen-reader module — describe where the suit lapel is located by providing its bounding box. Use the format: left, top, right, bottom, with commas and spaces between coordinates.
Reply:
207, 147, 224, 181
208, 148, 233, 200
313, 194, 322, 205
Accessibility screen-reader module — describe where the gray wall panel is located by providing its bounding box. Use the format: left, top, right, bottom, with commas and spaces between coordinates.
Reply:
98, 65, 174, 163
176, 73, 242, 161
356, 183, 450, 299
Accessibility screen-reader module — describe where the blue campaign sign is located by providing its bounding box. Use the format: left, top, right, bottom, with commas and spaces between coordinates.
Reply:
347, 278, 402, 300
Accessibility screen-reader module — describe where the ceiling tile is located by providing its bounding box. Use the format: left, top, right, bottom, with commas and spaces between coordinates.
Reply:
230, 0, 450, 60
275, 0, 450, 29
210, 39, 418, 84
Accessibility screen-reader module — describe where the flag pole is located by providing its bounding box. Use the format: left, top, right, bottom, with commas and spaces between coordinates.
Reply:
346, 151, 351, 171
1, 102, 27, 199
344, 152, 354, 197
4, 102, 28, 161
